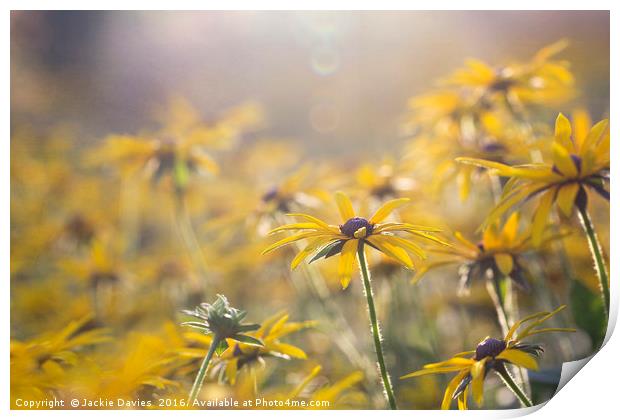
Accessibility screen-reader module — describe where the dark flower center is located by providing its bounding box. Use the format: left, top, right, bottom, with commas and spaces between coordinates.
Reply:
340, 217, 374, 238
261, 186, 279, 203
475, 337, 507, 360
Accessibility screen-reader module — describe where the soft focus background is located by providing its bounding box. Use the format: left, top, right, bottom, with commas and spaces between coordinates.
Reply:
11, 11, 609, 410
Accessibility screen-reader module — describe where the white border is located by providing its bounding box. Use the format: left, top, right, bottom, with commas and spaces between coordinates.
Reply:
3, 2, 617, 419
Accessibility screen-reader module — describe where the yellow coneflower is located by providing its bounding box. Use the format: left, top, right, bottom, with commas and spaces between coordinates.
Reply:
401, 305, 575, 409
263, 191, 446, 289
457, 113, 610, 313
264, 191, 448, 409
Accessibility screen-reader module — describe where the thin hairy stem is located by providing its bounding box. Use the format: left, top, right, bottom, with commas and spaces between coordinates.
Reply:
188, 335, 220, 404
174, 196, 210, 282
496, 364, 533, 408
577, 206, 610, 317
357, 241, 398, 410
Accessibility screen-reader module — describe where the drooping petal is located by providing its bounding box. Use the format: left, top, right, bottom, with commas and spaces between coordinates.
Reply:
291, 238, 327, 270
455, 157, 516, 177
497, 349, 539, 370
401, 366, 471, 379
441, 370, 469, 410
531, 188, 556, 246
556, 183, 580, 217
262, 232, 334, 255
366, 235, 414, 269
335, 191, 355, 221
458, 386, 469, 410
385, 235, 427, 259
424, 357, 475, 369
338, 239, 358, 289
268, 223, 323, 234
270, 342, 308, 359
369, 198, 411, 224
494, 253, 514, 276
225, 360, 238, 385
470, 358, 488, 407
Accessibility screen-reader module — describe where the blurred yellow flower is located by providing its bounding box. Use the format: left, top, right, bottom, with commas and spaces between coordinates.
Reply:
214, 312, 316, 385
457, 112, 609, 244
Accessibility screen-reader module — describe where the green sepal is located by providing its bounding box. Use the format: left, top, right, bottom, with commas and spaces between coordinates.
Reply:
309, 240, 343, 263
215, 339, 229, 356
232, 334, 264, 347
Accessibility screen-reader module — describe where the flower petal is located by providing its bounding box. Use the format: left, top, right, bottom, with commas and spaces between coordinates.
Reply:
497, 349, 539, 370
554, 113, 573, 150
338, 239, 358, 289
501, 212, 520, 244
385, 235, 427, 259
366, 235, 414, 269
532, 188, 556, 246
270, 342, 307, 359
552, 143, 578, 177
470, 358, 487, 407
494, 253, 514, 276
262, 232, 333, 255
268, 223, 323, 234
335, 191, 355, 221
442, 370, 469, 410
369, 198, 410, 224
424, 357, 475, 369
556, 183, 579, 217
291, 238, 327, 270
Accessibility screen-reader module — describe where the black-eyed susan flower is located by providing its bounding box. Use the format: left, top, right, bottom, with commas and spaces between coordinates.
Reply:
10, 315, 110, 406
401, 305, 575, 409
443, 40, 575, 110
181, 295, 262, 402
263, 191, 447, 289
457, 113, 610, 312
414, 212, 565, 293
88, 97, 262, 194
264, 192, 447, 409
213, 312, 316, 385
457, 113, 609, 240
355, 159, 418, 200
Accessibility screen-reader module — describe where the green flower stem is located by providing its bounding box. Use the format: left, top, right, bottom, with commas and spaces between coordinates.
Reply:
485, 276, 510, 336
357, 242, 398, 410
486, 276, 531, 395
496, 364, 533, 408
174, 196, 210, 282
577, 206, 610, 316
188, 335, 220, 404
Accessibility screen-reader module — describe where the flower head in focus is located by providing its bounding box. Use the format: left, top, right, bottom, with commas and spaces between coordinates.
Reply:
263, 192, 448, 288
181, 295, 262, 350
